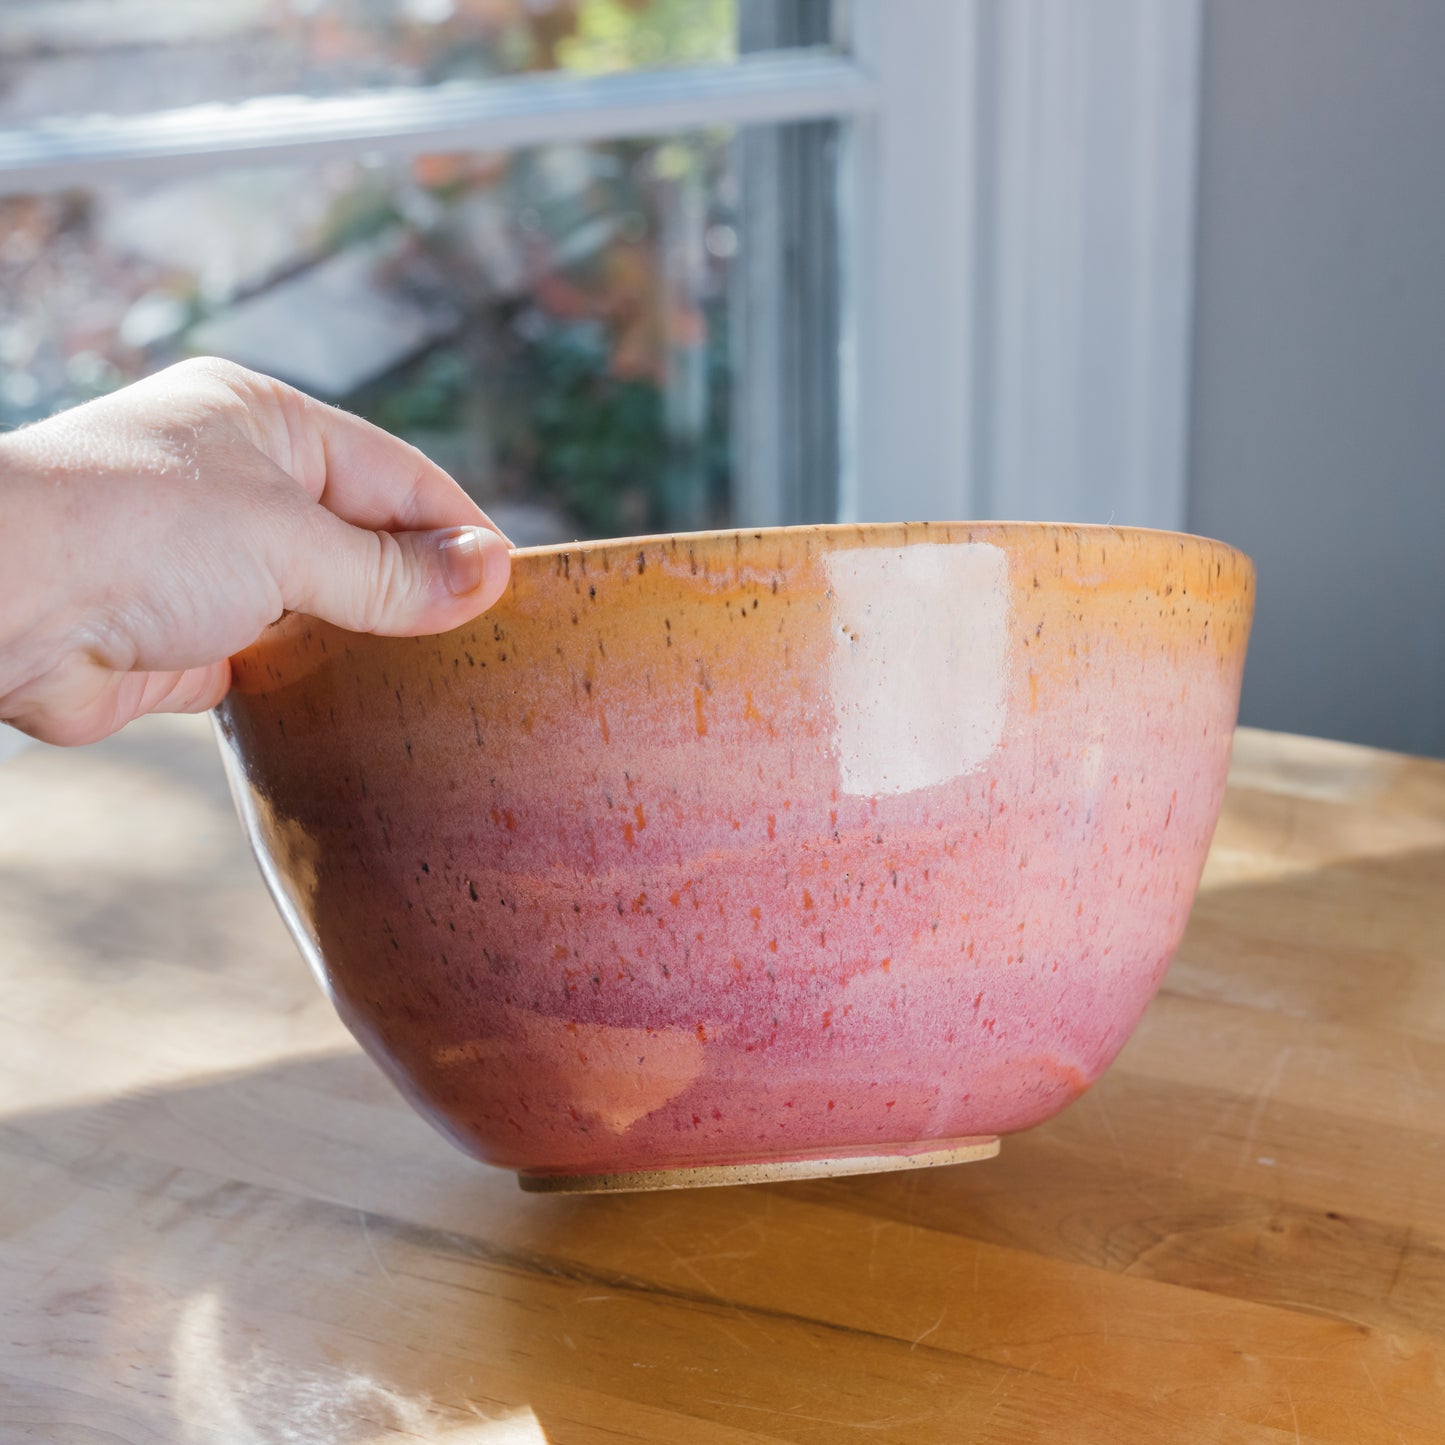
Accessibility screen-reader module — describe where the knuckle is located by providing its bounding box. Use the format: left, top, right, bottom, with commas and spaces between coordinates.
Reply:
367, 532, 415, 631
170, 355, 248, 393
168, 356, 285, 425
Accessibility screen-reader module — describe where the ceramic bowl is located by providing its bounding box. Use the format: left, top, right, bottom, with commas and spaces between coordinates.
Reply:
215, 522, 1254, 1192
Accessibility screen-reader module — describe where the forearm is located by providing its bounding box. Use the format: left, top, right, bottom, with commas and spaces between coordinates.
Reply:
0, 430, 78, 722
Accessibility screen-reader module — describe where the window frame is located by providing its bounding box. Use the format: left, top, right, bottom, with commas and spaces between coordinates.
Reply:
0, 49, 874, 190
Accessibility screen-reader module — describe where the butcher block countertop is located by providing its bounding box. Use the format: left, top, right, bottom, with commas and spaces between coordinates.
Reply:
3, 716, 1444, 1444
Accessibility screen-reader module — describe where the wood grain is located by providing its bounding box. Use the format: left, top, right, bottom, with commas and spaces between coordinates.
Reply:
3, 718, 1444, 1442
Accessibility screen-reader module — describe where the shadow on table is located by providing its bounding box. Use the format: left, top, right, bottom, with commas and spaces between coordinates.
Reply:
10, 1040, 1005, 1443
7, 845, 1444, 1443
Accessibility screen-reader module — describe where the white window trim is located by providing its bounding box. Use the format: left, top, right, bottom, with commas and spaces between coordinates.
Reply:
842, 0, 982, 526
972, 0, 1204, 534
0, 49, 875, 191
846, 0, 1202, 533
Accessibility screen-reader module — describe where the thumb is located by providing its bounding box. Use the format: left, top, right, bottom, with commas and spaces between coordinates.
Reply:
285, 511, 513, 636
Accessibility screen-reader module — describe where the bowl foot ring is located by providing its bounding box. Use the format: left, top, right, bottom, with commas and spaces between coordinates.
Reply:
517, 1135, 1001, 1194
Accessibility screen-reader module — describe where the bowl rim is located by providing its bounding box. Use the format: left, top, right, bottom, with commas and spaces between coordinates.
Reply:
504, 519, 1255, 576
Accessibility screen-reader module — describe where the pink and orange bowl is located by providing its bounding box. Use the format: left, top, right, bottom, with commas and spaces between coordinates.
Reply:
214, 522, 1254, 1192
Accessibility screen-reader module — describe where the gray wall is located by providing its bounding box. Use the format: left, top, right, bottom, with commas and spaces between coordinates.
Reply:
1188, 0, 1445, 758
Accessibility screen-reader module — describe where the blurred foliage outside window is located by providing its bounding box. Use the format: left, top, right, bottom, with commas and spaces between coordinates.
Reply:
0, 0, 741, 540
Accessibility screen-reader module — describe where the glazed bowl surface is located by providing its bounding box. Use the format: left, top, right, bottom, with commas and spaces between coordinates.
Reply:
216, 522, 1254, 1191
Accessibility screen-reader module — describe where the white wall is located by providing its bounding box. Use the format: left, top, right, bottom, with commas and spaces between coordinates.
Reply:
1187, 0, 1445, 758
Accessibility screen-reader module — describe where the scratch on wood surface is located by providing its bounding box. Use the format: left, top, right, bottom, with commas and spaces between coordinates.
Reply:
905, 1168, 923, 1220
1234, 1046, 1294, 1170
1175, 1090, 1244, 1172
1285, 1383, 1301, 1444
656, 1231, 720, 1296
1383, 1225, 1414, 1305
1397, 1035, 1427, 1120
358, 1208, 394, 1286
1275, 1301, 1359, 1338
1359, 1359, 1388, 1415
910, 1307, 947, 1351
714, 1211, 771, 1251
702, 1398, 939, 1433
1093, 1269, 1114, 1350
705, 1314, 751, 1354
1091, 1087, 1127, 1168
652, 1230, 782, 1348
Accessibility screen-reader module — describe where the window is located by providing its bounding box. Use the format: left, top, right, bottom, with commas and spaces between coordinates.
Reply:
0, 0, 882, 541
0, 1, 1202, 539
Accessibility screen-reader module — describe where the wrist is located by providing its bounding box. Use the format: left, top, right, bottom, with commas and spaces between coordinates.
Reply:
0, 428, 78, 721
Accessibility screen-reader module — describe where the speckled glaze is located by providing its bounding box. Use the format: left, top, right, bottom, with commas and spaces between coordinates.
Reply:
216, 523, 1254, 1190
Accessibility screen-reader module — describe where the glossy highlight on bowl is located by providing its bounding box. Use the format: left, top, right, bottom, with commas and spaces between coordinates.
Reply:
215, 522, 1254, 1191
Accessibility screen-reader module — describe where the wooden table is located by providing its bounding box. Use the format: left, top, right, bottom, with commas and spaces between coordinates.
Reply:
3, 718, 1444, 1444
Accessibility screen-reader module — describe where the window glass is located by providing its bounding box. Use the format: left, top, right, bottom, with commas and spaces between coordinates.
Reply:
0, 123, 840, 540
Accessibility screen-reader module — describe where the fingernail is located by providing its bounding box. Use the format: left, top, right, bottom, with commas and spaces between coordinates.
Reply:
437, 527, 486, 596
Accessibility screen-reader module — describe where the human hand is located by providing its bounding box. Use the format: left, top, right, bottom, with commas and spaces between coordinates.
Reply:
0, 358, 512, 746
